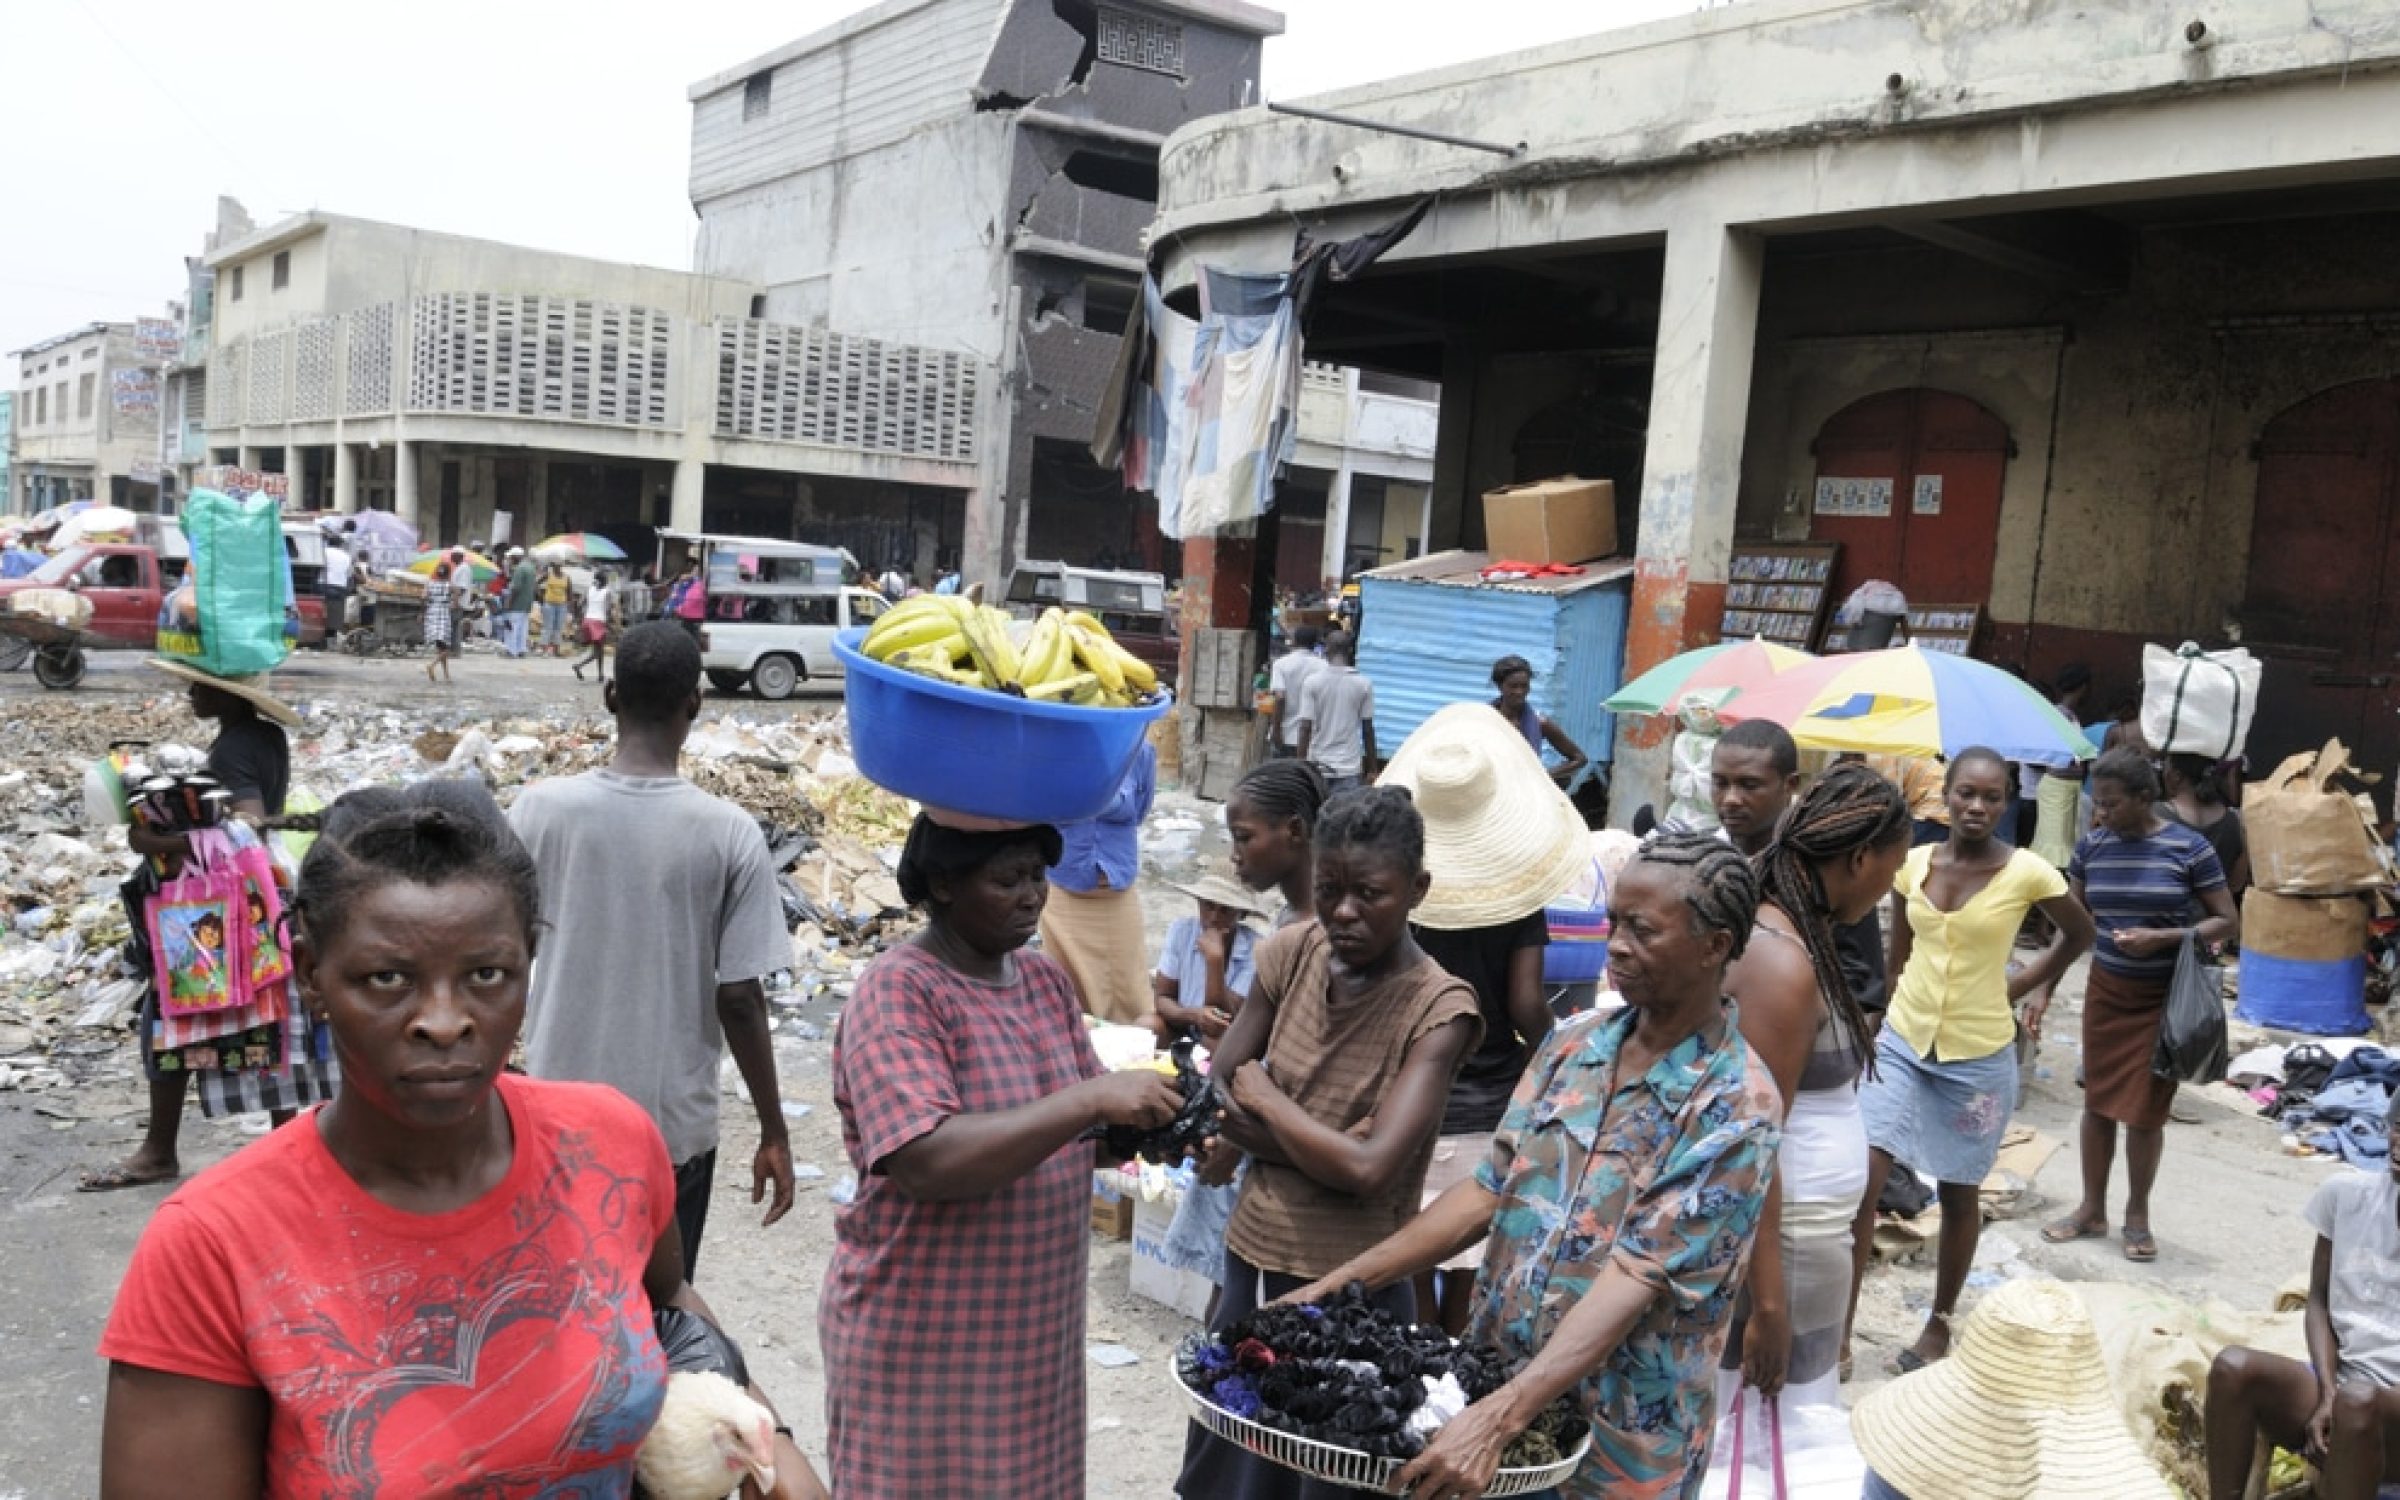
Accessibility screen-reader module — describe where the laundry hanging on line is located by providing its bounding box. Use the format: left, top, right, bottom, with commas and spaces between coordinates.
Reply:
1094, 199, 1433, 541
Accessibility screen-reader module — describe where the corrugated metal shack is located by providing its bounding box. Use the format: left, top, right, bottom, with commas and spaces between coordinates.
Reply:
1356, 550, 1632, 785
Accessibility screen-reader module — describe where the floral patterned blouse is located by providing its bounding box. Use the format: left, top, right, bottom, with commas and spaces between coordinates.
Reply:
1467, 1000, 1781, 1500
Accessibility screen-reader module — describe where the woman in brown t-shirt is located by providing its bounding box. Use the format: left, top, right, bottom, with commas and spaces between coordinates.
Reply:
1178, 786, 1481, 1500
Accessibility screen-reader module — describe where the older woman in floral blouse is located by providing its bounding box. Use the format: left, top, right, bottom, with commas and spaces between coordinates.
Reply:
1283, 832, 1784, 1500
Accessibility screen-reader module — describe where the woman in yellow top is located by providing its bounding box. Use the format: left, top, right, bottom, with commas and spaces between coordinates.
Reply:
1852, 748, 2094, 1375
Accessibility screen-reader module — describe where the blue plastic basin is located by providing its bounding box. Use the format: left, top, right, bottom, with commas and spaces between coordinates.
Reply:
834, 627, 1171, 824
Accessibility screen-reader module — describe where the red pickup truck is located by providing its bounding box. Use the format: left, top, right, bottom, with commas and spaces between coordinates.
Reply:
0, 542, 326, 652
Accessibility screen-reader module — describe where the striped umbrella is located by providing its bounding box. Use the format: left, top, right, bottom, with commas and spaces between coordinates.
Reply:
1719, 645, 2098, 766
533, 532, 629, 562
404, 549, 502, 588
1603, 637, 1818, 718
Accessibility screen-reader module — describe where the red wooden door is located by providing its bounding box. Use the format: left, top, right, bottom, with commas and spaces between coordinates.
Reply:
1810, 389, 2010, 617
2242, 379, 2400, 793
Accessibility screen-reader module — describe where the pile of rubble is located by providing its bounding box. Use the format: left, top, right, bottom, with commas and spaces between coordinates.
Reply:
0, 690, 922, 1096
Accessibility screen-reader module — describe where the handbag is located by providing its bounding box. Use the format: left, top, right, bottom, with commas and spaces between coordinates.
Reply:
147, 841, 253, 1018
230, 840, 291, 991
2153, 932, 2230, 1084
1727, 1391, 1789, 1500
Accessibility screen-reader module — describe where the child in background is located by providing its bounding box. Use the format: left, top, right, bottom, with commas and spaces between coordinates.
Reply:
1151, 869, 1272, 1043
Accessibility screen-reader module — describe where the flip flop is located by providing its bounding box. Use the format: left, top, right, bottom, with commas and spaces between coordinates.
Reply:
78, 1162, 179, 1193
2123, 1229, 2159, 1262
2042, 1215, 2109, 1243
1887, 1348, 1930, 1377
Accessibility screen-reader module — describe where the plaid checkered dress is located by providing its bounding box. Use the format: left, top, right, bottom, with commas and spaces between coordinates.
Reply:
820, 942, 1105, 1498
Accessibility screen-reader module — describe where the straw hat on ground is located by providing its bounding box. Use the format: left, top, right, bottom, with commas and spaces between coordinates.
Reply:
1850, 1277, 2174, 1500
1375, 701, 1588, 931
149, 659, 302, 729
1168, 867, 1275, 926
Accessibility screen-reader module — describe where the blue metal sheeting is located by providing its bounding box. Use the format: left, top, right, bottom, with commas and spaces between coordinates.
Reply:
1356, 555, 1631, 775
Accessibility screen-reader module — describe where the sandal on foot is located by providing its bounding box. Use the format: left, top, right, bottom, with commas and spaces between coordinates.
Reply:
2042, 1215, 2108, 1244
79, 1162, 178, 1193
1888, 1348, 1931, 1376
2122, 1228, 2158, 1262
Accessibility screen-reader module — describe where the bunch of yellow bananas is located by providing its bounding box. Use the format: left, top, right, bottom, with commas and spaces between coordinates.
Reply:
860, 597, 1159, 707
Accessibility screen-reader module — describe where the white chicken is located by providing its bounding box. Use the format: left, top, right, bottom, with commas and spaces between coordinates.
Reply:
635, 1369, 780, 1500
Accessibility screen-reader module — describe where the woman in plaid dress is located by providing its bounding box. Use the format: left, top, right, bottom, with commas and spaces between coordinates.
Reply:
422, 562, 456, 685
820, 815, 1181, 1498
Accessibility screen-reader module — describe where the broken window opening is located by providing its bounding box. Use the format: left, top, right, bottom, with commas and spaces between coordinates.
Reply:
1081, 276, 1136, 335
1060, 149, 1159, 202
1051, 0, 1101, 86
743, 72, 773, 122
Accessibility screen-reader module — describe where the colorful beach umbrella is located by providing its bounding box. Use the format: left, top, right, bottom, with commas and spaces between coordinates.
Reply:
404, 549, 502, 587
533, 532, 628, 562
1718, 645, 2098, 767
1603, 637, 1817, 718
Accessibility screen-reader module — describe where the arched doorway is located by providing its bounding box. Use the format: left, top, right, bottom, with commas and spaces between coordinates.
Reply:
1809, 389, 2011, 615
2241, 378, 2400, 791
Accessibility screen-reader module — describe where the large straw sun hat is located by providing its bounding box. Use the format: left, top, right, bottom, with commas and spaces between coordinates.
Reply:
1850, 1278, 2175, 1500
1375, 701, 1588, 931
1168, 866, 1276, 924
149, 659, 302, 729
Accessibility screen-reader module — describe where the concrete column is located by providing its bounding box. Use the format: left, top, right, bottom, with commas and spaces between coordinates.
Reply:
1611, 220, 1765, 823
332, 442, 358, 514
1320, 461, 1354, 590
393, 440, 420, 531
528, 458, 550, 538
237, 444, 260, 471
669, 458, 705, 533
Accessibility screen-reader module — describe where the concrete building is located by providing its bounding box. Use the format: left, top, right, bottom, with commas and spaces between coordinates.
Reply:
199, 210, 980, 561
685, 0, 1293, 584
1150, 0, 2400, 808
9, 323, 160, 514
0, 392, 13, 517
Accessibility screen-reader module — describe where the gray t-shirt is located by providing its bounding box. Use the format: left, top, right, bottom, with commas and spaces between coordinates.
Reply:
510, 769, 790, 1165
2304, 1169, 2400, 1386
1271, 650, 1326, 748
1299, 666, 1375, 777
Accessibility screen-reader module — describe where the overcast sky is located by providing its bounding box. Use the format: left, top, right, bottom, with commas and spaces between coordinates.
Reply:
3, 0, 1700, 357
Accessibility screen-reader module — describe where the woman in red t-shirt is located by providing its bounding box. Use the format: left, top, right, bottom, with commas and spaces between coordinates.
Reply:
98, 783, 827, 1500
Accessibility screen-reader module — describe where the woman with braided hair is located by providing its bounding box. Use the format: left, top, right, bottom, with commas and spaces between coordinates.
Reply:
1857, 748, 2094, 1374
1224, 758, 1330, 925
1715, 762, 1910, 1420
1279, 832, 1785, 1500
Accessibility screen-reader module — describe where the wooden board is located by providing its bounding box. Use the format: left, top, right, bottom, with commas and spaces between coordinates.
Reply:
1721, 542, 1840, 649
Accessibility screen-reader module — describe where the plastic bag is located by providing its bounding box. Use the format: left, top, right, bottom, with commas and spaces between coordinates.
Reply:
2140, 642, 2261, 761
2152, 933, 2228, 1084
161, 489, 291, 677
654, 1305, 752, 1386
1835, 580, 1909, 627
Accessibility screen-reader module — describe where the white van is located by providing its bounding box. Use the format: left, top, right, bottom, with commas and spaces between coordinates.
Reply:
658, 531, 885, 700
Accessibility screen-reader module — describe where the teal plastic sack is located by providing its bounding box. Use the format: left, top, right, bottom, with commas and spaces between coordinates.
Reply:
157, 490, 290, 677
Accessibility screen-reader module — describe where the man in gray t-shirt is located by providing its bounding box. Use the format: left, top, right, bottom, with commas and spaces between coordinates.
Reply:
510, 622, 795, 1279
1297, 631, 1377, 792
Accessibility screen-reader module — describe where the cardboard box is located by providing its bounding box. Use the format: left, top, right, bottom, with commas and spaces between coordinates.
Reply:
2242, 889, 2370, 963
2248, 739, 2391, 895
1091, 1192, 1133, 1241
1482, 476, 1618, 565
1129, 1194, 1214, 1320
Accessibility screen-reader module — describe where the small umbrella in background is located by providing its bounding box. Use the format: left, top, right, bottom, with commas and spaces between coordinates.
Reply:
533, 532, 628, 562
1718, 645, 2098, 766
1603, 637, 1818, 718
344, 509, 419, 553
404, 549, 502, 588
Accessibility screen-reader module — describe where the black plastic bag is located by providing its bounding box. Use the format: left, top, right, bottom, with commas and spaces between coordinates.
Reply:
2153, 934, 2229, 1085
654, 1304, 751, 1387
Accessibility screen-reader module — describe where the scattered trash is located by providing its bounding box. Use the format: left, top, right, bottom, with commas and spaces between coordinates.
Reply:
829, 1172, 859, 1206
792, 1163, 827, 1182
1088, 1344, 1142, 1369
780, 1101, 813, 1120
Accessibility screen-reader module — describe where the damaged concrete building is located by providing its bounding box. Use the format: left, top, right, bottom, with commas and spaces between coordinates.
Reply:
1148, 0, 2400, 811
685, 0, 1291, 585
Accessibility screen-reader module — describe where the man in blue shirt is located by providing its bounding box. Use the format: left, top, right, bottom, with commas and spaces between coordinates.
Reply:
1039, 743, 1157, 1024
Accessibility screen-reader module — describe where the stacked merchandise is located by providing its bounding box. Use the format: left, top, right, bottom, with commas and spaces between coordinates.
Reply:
2238, 740, 2389, 1036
